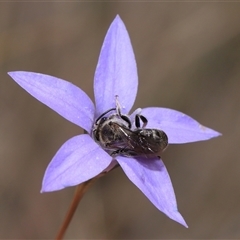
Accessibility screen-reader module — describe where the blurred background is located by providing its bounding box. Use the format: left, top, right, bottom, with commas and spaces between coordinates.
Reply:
1, 2, 240, 239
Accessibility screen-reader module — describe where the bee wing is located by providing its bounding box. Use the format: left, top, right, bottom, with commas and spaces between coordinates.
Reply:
111, 123, 157, 156
109, 122, 168, 158
132, 130, 159, 154
110, 123, 137, 148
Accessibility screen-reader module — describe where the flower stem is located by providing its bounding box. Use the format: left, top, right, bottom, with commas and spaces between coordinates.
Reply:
55, 177, 99, 240
54, 161, 119, 240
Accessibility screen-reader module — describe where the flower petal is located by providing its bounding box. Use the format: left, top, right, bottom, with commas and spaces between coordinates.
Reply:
41, 134, 112, 192
94, 15, 138, 116
8, 71, 95, 133
117, 156, 188, 227
141, 107, 221, 144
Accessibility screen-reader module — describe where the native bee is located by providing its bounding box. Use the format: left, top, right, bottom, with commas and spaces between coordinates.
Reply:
92, 96, 168, 158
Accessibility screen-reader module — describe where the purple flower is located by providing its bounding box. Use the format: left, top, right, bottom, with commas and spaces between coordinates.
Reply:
8, 15, 220, 227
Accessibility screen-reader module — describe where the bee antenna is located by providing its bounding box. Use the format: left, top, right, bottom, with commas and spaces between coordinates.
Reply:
95, 108, 116, 123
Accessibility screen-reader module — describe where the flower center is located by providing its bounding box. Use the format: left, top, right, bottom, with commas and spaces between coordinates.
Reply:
92, 97, 168, 159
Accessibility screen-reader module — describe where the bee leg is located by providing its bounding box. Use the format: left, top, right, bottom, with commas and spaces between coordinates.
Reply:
135, 114, 141, 128
111, 148, 136, 157
120, 115, 132, 128
139, 115, 148, 128
110, 149, 121, 157
135, 114, 148, 128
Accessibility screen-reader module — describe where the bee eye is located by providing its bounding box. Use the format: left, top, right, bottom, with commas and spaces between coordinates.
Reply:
102, 126, 115, 140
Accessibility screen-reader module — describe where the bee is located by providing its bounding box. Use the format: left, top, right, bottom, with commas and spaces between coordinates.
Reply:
108, 121, 168, 158
92, 97, 168, 158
